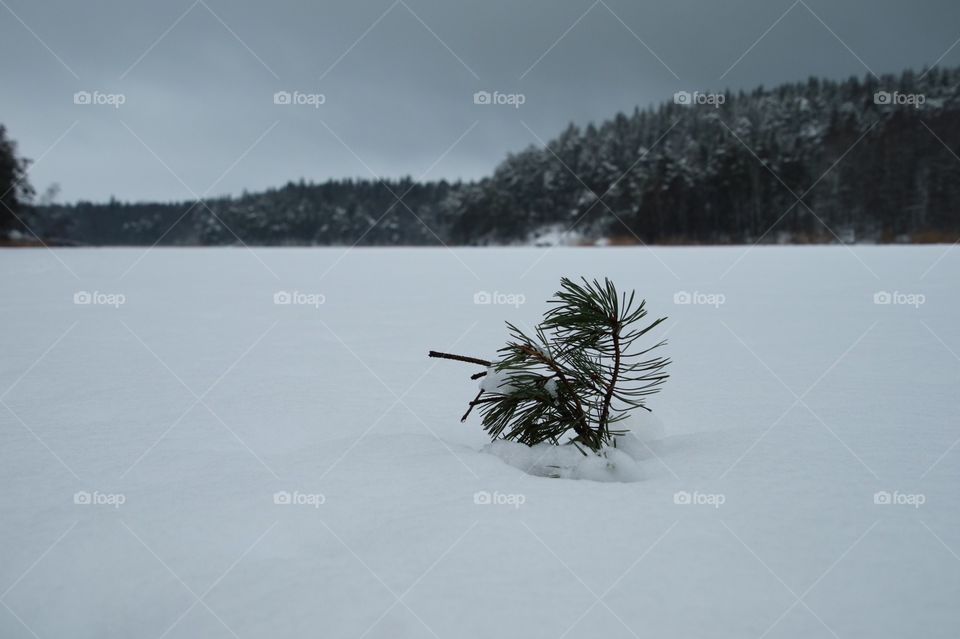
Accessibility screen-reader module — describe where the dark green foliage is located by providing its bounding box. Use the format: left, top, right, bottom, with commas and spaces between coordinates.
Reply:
451, 67, 960, 244
432, 278, 669, 453
0, 125, 33, 235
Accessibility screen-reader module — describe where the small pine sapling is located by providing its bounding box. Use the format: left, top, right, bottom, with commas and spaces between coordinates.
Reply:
429, 277, 669, 453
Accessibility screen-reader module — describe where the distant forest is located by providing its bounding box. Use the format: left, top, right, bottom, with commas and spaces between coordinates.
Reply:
8, 65, 960, 246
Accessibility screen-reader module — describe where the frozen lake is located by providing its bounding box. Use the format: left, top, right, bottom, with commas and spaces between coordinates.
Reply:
1, 245, 958, 638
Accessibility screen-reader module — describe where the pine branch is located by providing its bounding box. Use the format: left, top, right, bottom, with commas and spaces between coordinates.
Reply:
516, 343, 592, 445
429, 277, 669, 454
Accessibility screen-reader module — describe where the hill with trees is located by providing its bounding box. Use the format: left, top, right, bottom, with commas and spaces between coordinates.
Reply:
17, 65, 960, 246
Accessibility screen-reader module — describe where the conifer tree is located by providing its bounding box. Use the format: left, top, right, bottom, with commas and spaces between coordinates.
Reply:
430, 277, 670, 453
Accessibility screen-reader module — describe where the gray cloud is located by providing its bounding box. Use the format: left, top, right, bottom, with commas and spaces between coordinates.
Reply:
2, 0, 959, 201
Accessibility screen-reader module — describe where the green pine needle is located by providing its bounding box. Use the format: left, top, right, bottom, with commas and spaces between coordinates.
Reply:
431, 277, 670, 453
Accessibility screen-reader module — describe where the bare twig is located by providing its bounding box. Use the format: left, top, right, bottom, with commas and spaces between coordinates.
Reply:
460, 389, 485, 422
428, 351, 492, 367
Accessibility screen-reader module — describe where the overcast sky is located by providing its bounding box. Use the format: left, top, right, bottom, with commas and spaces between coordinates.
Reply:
3, 0, 959, 202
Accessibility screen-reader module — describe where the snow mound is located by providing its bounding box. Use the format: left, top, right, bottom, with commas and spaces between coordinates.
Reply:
484, 440, 644, 482
482, 410, 667, 483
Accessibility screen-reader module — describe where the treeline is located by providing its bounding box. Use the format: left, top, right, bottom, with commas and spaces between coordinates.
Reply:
17, 65, 960, 246
29, 179, 460, 246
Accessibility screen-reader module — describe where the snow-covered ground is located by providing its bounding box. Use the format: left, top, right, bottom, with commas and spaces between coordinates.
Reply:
1, 245, 958, 638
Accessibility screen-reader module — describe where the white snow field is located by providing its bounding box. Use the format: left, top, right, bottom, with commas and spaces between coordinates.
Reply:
1, 245, 958, 638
